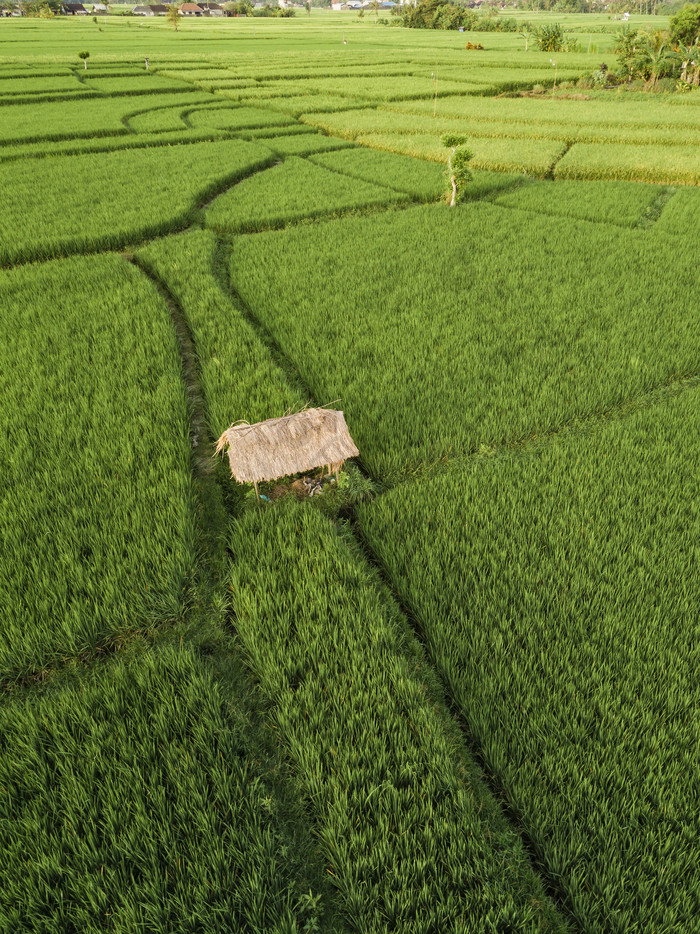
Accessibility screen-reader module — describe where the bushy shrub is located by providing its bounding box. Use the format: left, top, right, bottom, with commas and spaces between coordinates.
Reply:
536, 23, 564, 51
402, 0, 520, 31
670, 3, 700, 45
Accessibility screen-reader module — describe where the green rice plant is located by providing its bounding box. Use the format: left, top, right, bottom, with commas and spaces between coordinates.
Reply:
653, 187, 700, 234
312, 148, 522, 203
156, 67, 240, 82
385, 92, 700, 131
309, 146, 448, 200
250, 132, 354, 156
435, 66, 584, 90
230, 202, 700, 478
226, 504, 569, 933
353, 132, 566, 176
303, 105, 568, 145
0, 92, 214, 145
570, 122, 700, 146
0, 75, 84, 95
266, 75, 477, 102
0, 138, 275, 267
554, 141, 700, 184
0, 255, 194, 682
81, 74, 194, 94
217, 82, 308, 101
126, 102, 208, 133
238, 123, 319, 139
0, 128, 230, 163
193, 78, 261, 91
207, 156, 408, 234
492, 178, 663, 227
135, 228, 303, 439
263, 94, 371, 116
80, 67, 147, 77
0, 641, 337, 932
0, 89, 99, 107
356, 386, 700, 932
187, 105, 294, 131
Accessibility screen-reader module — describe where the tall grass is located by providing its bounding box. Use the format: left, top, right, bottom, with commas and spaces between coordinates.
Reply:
81, 75, 194, 95
230, 201, 699, 478
0, 255, 194, 683
0, 641, 338, 933
491, 178, 663, 226
308, 147, 448, 200
357, 387, 700, 932
250, 132, 354, 157
135, 228, 304, 439
0, 128, 230, 164
0, 138, 275, 266
653, 187, 700, 234
555, 141, 700, 184
0, 92, 215, 145
207, 156, 407, 234
187, 105, 295, 132
227, 504, 569, 933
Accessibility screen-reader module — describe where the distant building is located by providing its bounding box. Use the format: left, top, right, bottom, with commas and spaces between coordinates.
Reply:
62, 1, 89, 12
179, 1, 203, 12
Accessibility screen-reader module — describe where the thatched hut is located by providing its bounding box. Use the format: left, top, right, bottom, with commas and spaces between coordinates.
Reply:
215, 408, 359, 496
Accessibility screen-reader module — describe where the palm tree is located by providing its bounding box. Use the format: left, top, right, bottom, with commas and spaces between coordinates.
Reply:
632, 33, 672, 88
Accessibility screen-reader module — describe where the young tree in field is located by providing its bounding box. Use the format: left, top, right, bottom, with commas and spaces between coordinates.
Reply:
442, 134, 473, 207
77, 50, 90, 69
166, 4, 180, 29
519, 22, 534, 51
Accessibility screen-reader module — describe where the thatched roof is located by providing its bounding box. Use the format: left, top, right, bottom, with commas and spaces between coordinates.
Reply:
215, 408, 359, 484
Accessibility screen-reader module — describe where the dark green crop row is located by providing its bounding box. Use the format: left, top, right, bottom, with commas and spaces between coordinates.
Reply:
357, 385, 700, 933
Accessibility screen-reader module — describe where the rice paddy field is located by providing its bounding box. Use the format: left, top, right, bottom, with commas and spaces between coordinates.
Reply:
1, 10, 699, 934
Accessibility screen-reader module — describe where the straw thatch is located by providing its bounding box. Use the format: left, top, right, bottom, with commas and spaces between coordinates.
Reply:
215, 408, 359, 485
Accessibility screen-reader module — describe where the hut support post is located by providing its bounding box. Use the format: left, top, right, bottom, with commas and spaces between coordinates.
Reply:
253, 480, 260, 503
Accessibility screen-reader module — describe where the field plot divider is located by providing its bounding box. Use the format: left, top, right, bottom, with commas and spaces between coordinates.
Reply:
212, 235, 314, 407
0, 151, 277, 272
0, 132, 246, 167
634, 186, 679, 229
128, 255, 230, 587
303, 152, 438, 202
376, 368, 700, 493
346, 510, 581, 930
544, 139, 574, 181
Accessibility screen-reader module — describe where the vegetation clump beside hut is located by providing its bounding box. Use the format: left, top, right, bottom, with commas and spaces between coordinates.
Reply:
215, 408, 359, 497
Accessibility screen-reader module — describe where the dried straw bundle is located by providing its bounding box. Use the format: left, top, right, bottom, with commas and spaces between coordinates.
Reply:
215, 408, 359, 485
